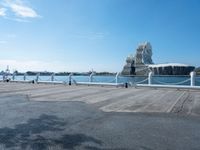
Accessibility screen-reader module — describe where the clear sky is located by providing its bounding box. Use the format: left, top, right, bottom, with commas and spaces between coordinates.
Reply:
0, 0, 200, 72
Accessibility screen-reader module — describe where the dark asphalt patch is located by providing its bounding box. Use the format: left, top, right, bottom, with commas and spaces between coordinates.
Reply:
0, 94, 200, 150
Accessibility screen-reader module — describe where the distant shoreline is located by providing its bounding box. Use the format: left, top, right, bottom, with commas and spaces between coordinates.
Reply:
0, 71, 117, 76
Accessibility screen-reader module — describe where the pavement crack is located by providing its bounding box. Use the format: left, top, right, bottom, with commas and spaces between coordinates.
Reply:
170, 92, 193, 115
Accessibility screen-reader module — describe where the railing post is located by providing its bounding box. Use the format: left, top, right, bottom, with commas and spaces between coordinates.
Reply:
3, 73, 5, 81
12, 73, 16, 81
24, 73, 27, 81
36, 73, 40, 83
89, 72, 95, 82
69, 73, 73, 85
115, 72, 120, 84
51, 73, 55, 81
190, 71, 196, 86
148, 71, 153, 85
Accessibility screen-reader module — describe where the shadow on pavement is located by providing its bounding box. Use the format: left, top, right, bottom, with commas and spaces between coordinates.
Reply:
0, 114, 102, 150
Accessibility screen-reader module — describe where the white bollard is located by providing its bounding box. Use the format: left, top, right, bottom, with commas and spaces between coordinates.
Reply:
51, 73, 55, 81
148, 71, 153, 85
69, 73, 73, 85
190, 71, 196, 86
3, 74, 5, 81
23, 73, 27, 81
12, 73, 15, 81
36, 73, 40, 82
89, 72, 95, 82
115, 72, 120, 84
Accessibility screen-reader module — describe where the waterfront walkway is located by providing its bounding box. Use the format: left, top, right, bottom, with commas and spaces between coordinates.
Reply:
0, 82, 200, 115
0, 82, 200, 150
1, 82, 200, 150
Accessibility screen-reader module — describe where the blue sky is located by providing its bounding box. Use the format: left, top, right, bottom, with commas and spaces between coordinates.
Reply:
0, 0, 200, 72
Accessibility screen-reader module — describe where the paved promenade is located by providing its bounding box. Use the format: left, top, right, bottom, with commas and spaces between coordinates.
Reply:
0, 82, 200, 115
0, 82, 200, 150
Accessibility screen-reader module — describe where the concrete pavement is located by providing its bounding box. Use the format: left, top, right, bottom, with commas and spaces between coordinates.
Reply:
0, 83, 200, 149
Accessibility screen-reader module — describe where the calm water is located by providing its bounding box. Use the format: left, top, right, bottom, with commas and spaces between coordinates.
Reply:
1, 75, 200, 86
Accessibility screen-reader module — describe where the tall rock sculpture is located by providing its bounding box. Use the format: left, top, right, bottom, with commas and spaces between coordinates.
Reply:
122, 42, 153, 75
121, 42, 195, 75
135, 42, 153, 66
121, 55, 135, 75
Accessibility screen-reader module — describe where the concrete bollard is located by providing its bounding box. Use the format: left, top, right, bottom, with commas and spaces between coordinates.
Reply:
190, 71, 196, 86
89, 72, 95, 82
148, 71, 153, 85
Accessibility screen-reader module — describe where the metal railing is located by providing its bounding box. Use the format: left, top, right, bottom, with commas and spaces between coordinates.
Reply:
135, 71, 200, 90
0, 72, 200, 89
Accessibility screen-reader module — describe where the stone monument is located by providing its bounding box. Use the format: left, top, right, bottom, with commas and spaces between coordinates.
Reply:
122, 42, 153, 75
122, 42, 195, 75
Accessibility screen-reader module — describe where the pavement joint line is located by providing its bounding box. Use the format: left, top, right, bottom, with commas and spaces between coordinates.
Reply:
70, 88, 130, 103
100, 89, 158, 112
45, 86, 118, 98
30, 86, 109, 99
93, 88, 148, 106
131, 90, 174, 112
95, 89, 159, 109
0, 86, 62, 94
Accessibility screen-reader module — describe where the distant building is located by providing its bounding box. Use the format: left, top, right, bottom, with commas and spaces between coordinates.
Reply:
121, 42, 195, 75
